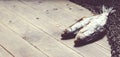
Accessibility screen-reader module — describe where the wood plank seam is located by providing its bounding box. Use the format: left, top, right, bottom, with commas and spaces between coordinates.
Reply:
0, 44, 15, 57
27, 42, 49, 57
96, 42, 110, 51
0, 23, 49, 57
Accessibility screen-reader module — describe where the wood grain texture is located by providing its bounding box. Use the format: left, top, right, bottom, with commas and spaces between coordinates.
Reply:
0, 45, 13, 57
0, 0, 111, 57
21, 0, 110, 50
0, 23, 48, 57
0, 1, 83, 57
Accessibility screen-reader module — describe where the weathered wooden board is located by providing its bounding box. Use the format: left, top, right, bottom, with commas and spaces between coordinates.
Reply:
20, 0, 110, 50
0, 23, 48, 57
0, 3, 83, 57
0, 0, 111, 57
0, 45, 13, 57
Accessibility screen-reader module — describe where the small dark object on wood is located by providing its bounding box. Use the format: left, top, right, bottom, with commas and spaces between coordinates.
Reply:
53, 8, 58, 11
38, 1, 42, 3
66, 4, 69, 6
69, 7, 72, 10
46, 10, 49, 14
36, 17, 39, 20
9, 20, 12, 23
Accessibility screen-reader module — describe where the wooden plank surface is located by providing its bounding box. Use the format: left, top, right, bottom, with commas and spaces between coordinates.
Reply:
0, 0, 111, 57
20, 0, 110, 50
0, 2, 83, 57
20, 0, 93, 26
0, 1, 110, 57
0, 45, 13, 57
0, 23, 48, 57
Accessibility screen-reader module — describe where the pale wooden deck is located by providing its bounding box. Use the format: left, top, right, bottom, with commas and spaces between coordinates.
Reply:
0, 0, 111, 57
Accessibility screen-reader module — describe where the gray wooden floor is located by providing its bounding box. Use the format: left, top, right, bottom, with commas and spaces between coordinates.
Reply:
0, 0, 111, 57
